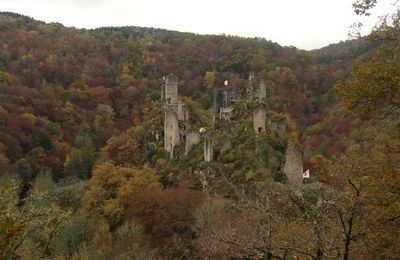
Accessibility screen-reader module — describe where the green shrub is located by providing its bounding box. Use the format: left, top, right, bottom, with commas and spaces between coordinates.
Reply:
245, 169, 255, 181
223, 150, 235, 163
260, 146, 269, 162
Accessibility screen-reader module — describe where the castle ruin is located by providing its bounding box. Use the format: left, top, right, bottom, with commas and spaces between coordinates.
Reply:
161, 72, 303, 184
162, 74, 191, 159
162, 74, 203, 160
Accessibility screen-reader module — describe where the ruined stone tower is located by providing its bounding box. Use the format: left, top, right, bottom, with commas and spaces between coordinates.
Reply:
249, 74, 267, 134
164, 108, 180, 159
254, 107, 266, 134
163, 74, 180, 159
283, 140, 303, 186
246, 72, 255, 99
218, 81, 238, 121
162, 74, 178, 105
162, 74, 200, 159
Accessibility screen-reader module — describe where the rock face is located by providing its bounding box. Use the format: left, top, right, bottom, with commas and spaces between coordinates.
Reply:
219, 107, 234, 121
283, 140, 303, 186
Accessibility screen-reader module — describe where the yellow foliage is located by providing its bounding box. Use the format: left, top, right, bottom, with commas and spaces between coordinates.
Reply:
19, 112, 37, 128
0, 70, 10, 84
82, 161, 161, 226
335, 59, 400, 114
103, 199, 124, 225
203, 71, 215, 90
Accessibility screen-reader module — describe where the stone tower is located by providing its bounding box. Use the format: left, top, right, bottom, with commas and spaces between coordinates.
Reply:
254, 106, 266, 134
164, 108, 180, 159
246, 72, 256, 99
162, 74, 198, 159
163, 74, 181, 159
217, 81, 237, 121
163, 74, 178, 105
251, 75, 267, 134
283, 140, 303, 186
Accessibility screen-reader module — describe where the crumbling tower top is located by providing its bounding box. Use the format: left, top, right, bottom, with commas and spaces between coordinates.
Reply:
255, 79, 267, 104
164, 73, 178, 105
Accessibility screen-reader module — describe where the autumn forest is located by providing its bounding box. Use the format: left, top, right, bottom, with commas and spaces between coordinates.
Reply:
1, 1, 400, 259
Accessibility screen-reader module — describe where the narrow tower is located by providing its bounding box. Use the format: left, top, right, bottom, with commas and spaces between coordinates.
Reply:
163, 74, 180, 159
252, 75, 267, 134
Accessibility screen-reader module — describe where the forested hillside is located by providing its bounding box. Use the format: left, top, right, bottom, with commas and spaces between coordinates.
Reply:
1, 10, 399, 259
0, 12, 373, 171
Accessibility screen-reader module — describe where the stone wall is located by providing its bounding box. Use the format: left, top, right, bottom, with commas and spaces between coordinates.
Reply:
246, 72, 255, 99
220, 107, 234, 120
283, 140, 303, 186
177, 102, 189, 121
268, 119, 287, 137
204, 136, 213, 162
164, 109, 180, 159
185, 131, 200, 155
219, 139, 232, 154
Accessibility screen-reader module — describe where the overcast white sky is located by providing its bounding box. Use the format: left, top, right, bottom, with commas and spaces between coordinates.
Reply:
1, 0, 397, 50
